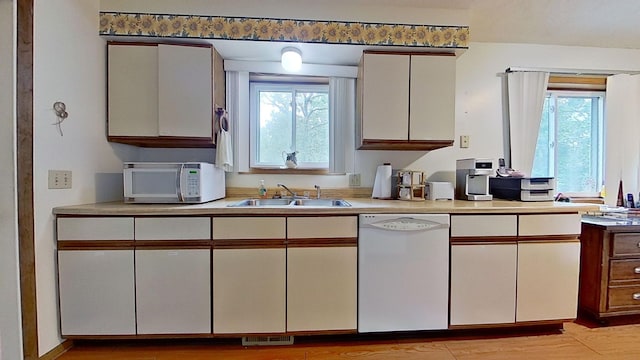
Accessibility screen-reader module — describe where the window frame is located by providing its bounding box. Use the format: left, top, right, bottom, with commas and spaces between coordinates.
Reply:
249, 80, 331, 171
534, 89, 605, 196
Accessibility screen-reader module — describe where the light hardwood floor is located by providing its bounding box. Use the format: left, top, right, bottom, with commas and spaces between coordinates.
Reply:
56, 321, 640, 360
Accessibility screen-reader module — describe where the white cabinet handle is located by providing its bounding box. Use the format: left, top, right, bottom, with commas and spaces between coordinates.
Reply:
635, 267, 640, 274
634, 293, 640, 301
637, 242, 640, 248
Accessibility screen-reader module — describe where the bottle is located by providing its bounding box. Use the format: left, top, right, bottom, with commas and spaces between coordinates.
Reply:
258, 180, 267, 199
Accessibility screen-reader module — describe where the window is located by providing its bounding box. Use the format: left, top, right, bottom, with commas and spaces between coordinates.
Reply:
531, 90, 605, 194
250, 80, 330, 170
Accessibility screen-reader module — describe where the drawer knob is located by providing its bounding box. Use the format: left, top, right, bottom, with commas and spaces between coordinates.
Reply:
634, 293, 640, 301
635, 267, 640, 274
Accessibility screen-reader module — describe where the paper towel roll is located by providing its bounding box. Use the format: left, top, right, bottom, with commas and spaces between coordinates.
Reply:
372, 164, 392, 199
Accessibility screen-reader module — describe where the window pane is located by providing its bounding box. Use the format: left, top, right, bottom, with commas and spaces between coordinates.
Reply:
258, 91, 292, 165
556, 97, 597, 193
295, 91, 329, 164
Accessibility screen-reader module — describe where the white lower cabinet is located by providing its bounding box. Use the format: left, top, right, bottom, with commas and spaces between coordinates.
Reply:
287, 216, 358, 332
516, 241, 581, 322
287, 246, 357, 332
212, 248, 286, 333
450, 243, 517, 325
135, 249, 211, 334
212, 216, 287, 334
58, 250, 136, 335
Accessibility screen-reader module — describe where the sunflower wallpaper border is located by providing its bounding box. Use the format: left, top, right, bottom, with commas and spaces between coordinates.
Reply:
99, 12, 469, 49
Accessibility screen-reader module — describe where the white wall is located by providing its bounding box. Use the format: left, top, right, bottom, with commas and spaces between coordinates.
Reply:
0, 0, 23, 359
33, 0, 137, 355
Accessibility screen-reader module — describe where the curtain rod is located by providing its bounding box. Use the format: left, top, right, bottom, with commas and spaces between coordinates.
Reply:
506, 67, 640, 76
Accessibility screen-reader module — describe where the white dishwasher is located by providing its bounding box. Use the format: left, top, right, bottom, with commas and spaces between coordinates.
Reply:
358, 214, 449, 332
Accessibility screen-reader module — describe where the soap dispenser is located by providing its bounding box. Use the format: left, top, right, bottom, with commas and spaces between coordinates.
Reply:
258, 180, 267, 199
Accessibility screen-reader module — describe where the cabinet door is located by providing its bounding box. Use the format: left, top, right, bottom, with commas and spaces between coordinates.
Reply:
108, 44, 158, 137
213, 248, 286, 334
158, 44, 213, 138
58, 250, 135, 335
135, 249, 211, 334
516, 241, 581, 322
361, 53, 409, 141
409, 55, 455, 141
450, 243, 517, 325
287, 246, 357, 332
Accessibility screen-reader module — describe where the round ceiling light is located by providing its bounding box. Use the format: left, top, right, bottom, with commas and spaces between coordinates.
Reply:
281, 47, 302, 72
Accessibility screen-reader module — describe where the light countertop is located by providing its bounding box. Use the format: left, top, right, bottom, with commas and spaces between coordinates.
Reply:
53, 198, 598, 216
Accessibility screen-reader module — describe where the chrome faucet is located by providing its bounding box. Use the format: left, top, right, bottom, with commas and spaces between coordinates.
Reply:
277, 183, 297, 198
314, 185, 321, 199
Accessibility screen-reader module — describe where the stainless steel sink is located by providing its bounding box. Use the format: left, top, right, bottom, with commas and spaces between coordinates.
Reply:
228, 198, 294, 207
292, 199, 351, 207
228, 198, 351, 207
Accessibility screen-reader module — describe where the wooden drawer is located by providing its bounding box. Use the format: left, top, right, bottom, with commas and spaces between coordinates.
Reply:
287, 216, 357, 239
57, 217, 134, 241
450, 215, 517, 237
612, 233, 640, 257
212, 217, 286, 239
518, 214, 580, 236
610, 259, 640, 282
608, 286, 640, 309
135, 217, 210, 240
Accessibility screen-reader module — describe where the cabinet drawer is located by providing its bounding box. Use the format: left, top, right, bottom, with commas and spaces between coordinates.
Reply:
608, 286, 640, 308
57, 217, 134, 241
287, 216, 357, 239
612, 234, 640, 257
135, 217, 210, 240
450, 215, 517, 237
212, 217, 286, 239
518, 214, 580, 236
610, 259, 640, 281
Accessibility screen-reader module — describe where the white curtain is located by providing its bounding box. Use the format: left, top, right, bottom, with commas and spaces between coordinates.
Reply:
604, 74, 640, 205
329, 77, 356, 174
505, 71, 549, 176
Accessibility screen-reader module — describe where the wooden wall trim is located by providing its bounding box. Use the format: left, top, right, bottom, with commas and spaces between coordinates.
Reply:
17, 0, 38, 359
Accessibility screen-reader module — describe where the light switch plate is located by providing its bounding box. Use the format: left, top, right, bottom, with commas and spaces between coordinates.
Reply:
48, 170, 72, 189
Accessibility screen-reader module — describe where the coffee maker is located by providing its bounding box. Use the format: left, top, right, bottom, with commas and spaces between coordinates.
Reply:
455, 158, 493, 201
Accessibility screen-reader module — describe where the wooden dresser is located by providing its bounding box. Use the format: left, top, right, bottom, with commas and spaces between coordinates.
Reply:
579, 216, 640, 322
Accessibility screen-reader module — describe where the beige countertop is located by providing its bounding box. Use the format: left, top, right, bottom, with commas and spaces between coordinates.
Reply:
53, 198, 598, 216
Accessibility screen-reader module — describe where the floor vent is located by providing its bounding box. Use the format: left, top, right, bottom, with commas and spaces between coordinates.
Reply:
241, 335, 294, 346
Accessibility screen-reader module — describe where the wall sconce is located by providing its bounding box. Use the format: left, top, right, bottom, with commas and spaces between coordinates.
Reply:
281, 47, 302, 71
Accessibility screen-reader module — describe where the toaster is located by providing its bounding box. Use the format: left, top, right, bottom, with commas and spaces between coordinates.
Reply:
425, 182, 454, 200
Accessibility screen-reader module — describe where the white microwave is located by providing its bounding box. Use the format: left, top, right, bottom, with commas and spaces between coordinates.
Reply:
123, 162, 225, 203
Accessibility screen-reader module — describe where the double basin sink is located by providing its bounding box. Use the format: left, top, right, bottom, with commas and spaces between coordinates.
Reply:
228, 198, 351, 207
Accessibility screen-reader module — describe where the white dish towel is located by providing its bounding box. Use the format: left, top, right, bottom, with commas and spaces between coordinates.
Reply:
215, 109, 233, 172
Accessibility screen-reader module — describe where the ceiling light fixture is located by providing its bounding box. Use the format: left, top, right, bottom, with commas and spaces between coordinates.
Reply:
281, 47, 302, 72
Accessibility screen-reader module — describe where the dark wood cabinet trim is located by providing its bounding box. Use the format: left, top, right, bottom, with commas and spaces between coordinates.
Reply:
57, 241, 135, 250
287, 238, 358, 247
359, 139, 453, 151
213, 239, 286, 249
450, 236, 518, 244
516, 235, 580, 243
107, 136, 215, 148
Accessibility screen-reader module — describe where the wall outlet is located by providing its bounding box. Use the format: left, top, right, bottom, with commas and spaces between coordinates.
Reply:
460, 135, 470, 148
348, 173, 361, 187
48, 170, 72, 189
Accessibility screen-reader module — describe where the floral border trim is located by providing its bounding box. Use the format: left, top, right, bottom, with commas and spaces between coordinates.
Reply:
99, 12, 469, 48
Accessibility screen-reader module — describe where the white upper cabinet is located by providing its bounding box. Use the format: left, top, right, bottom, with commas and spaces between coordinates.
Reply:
107, 42, 225, 148
357, 52, 456, 150
409, 55, 456, 141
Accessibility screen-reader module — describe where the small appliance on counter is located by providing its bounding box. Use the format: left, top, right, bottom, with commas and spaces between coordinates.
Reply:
425, 182, 454, 200
123, 162, 225, 203
455, 158, 493, 201
372, 163, 393, 199
489, 176, 555, 201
